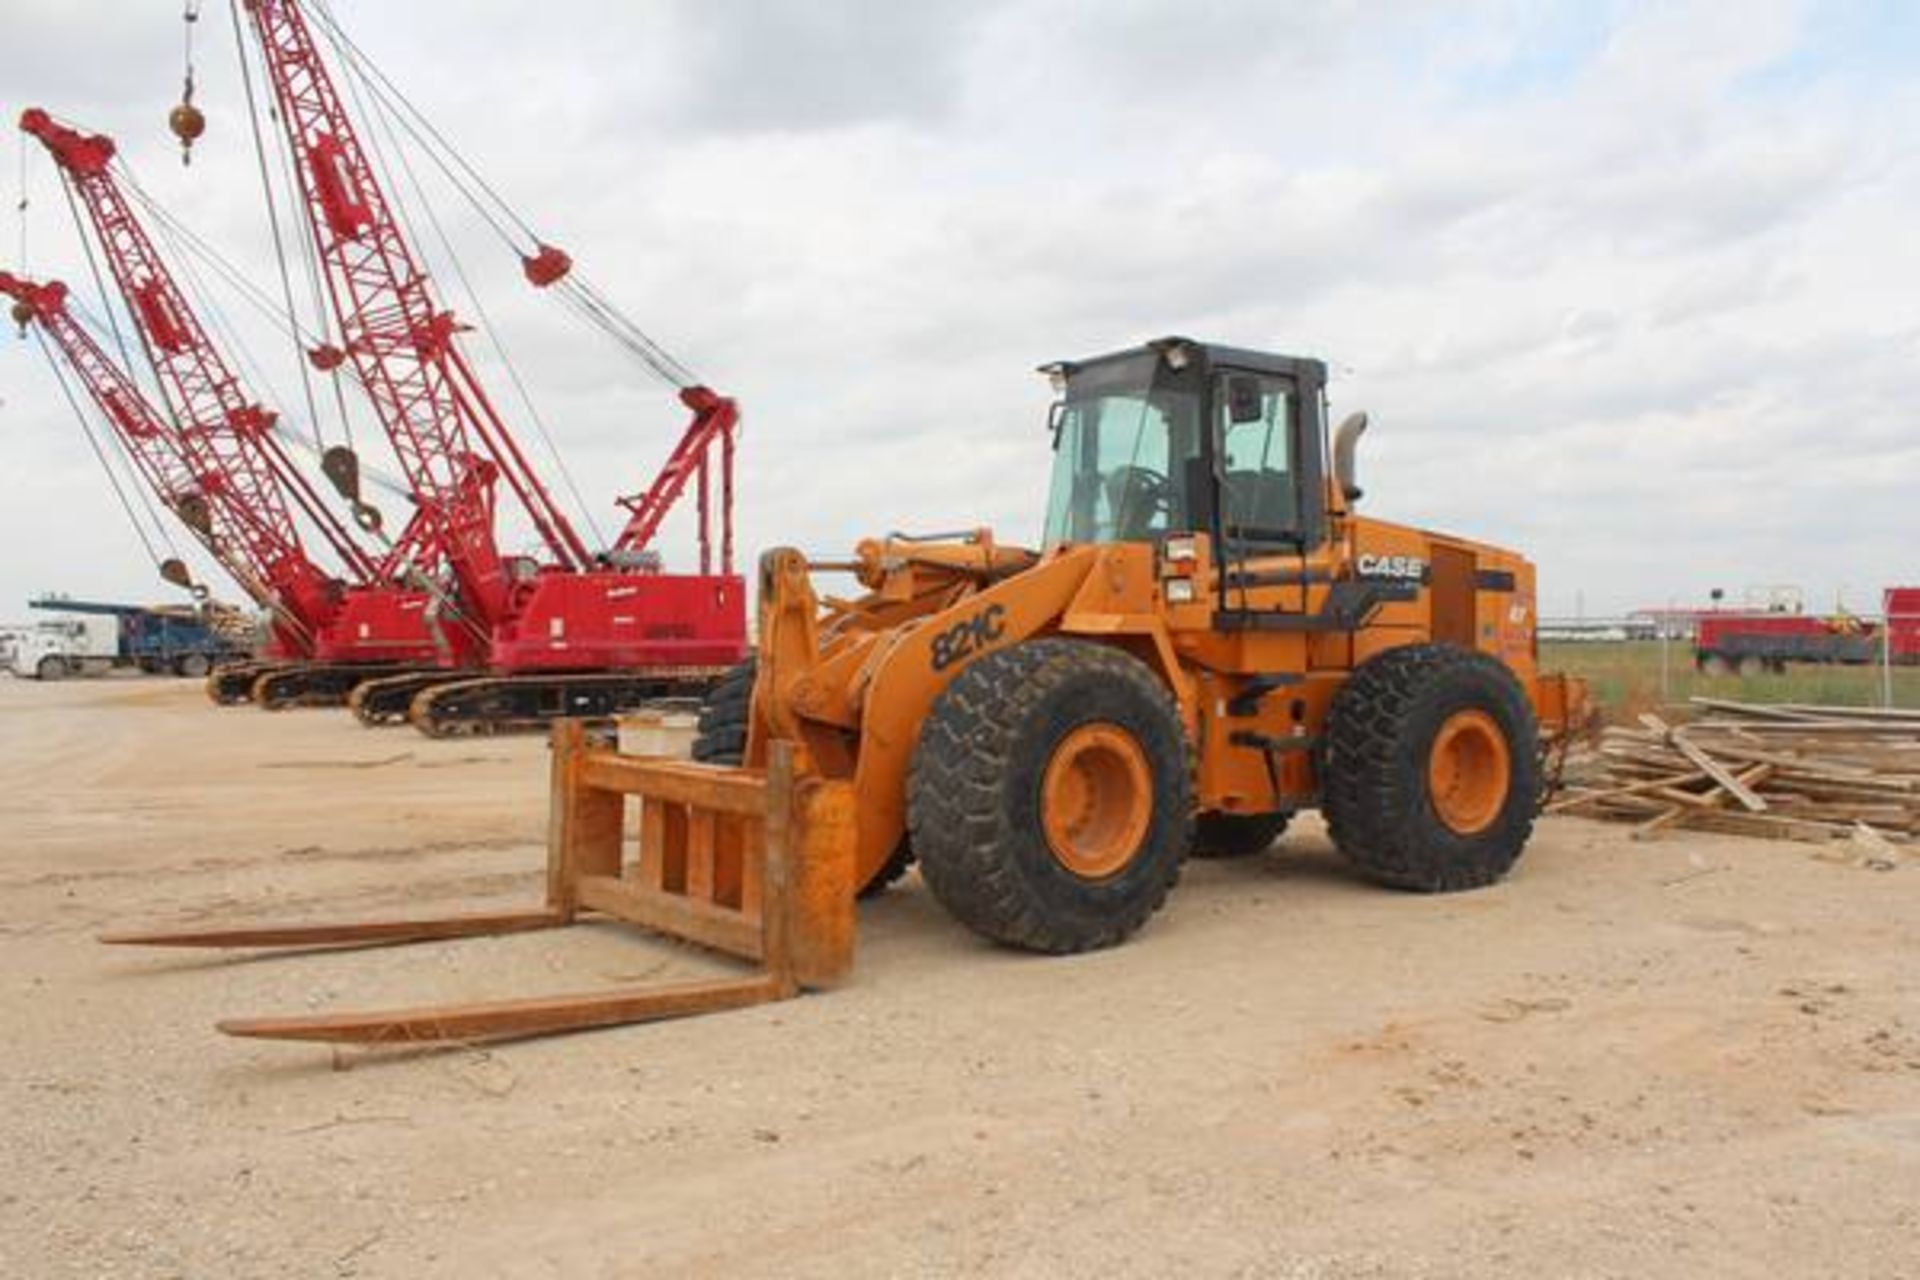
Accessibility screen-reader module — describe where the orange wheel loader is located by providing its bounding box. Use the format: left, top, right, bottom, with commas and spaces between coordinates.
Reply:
111, 338, 1587, 1047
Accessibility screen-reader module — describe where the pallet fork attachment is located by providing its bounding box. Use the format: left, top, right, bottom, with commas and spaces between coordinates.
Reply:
102, 723, 857, 1045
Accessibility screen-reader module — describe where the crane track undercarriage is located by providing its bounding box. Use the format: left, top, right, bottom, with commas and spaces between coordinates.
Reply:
404, 670, 720, 737
215, 661, 720, 734
252, 662, 447, 710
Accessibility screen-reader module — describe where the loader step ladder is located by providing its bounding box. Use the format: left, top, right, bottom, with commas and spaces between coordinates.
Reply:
103, 724, 856, 1045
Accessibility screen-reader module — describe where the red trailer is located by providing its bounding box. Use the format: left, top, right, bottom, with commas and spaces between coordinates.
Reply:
1694, 589, 1920, 676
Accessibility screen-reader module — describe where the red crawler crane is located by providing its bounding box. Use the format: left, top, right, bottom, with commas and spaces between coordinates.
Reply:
239, 0, 746, 734
20, 107, 448, 704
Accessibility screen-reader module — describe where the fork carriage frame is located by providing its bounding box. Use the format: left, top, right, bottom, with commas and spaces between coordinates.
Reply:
105, 722, 856, 1045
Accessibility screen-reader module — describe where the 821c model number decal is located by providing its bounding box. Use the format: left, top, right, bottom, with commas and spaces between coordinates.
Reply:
930, 604, 1007, 672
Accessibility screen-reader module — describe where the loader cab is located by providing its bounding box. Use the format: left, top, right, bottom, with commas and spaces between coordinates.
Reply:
1040, 338, 1329, 566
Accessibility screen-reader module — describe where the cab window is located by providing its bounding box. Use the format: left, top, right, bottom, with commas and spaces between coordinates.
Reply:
1043, 376, 1201, 545
1216, 374, 1297, 545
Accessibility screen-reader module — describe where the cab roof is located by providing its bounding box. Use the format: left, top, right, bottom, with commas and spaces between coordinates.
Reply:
1040, 337, 1328, 384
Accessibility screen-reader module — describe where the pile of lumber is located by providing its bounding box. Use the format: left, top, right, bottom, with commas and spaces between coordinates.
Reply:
1551, 699, 1920, 845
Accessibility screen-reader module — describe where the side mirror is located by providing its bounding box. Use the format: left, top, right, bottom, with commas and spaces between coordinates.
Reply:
1046, 400, 1066, 446
1332, 411, 1368, 504
1226, 374, 1264, 424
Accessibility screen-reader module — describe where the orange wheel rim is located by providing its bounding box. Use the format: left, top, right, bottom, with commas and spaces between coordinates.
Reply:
1041, 722, 1153, 879
1427, 709, 1511, 835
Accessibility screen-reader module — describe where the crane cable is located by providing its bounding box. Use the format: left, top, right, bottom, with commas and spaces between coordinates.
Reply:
112, 174, 413, 506
226, 0, 328, 454
306, 0, 532, 253
344, 37, 609, 552
292, 2, 603, 556
14, 128, 27, 273
58, 176, 148, 407
57, 156, 353, 589
302, 0, 703, 391
120, 173, 324, 352
231, 1, 359, 451
33, 324, 181, 573
46, 157, 309, 634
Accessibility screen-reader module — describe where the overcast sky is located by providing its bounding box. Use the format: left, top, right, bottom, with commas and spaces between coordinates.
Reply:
2, 0, 1916, 621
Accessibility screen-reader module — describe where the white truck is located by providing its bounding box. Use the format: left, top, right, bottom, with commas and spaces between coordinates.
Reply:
1, 613, 121, 680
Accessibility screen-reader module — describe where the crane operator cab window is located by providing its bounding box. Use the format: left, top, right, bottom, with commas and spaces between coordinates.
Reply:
1042, 350, 1204, 546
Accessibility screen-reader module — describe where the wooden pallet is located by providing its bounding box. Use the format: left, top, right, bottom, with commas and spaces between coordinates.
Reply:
104, 722, 857, 1044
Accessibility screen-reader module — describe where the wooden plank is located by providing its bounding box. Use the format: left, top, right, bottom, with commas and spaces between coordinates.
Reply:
1687, 698, 1830, 723
549, 720, 625, 913
101, 906, 567, 949
761, 743, 797, 992
575, 874, 762, 960
637, 796, 667, 890
738, 817, 764, 918
1639, 713, 1768, 813
1647, 767, 1769, 812
578, 754, 769, 816
1651, 785, 1725, 811
217, 973, 787, 1045
687, 808, 716, 901
1631, 806, 1688, 840
1546, 770, 1706, 814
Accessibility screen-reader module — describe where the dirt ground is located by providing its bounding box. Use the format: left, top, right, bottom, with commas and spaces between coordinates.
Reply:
1, 677, 1915, 1279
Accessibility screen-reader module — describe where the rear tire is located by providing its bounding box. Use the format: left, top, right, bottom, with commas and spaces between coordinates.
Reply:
1736, 655, 1766, 678
1322, 643, 1538, 893
908, 639, 1192, 953
690, 656, 912, 897
1192, 811, 1291, 859
690, 658, 755, 764
175, 653, 211, 679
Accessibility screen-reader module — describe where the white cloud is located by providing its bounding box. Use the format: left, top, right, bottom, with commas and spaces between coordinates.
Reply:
0, 0, 1915, 625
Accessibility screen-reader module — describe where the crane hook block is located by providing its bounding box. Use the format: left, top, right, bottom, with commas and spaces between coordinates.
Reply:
320, 445, 362, 502
175, 495, 213, 536
522, 244, 572, 288
307, 343, 346, 371
169, 102, 206, 164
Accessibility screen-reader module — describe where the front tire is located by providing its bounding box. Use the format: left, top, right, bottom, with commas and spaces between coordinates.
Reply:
908, 639, 1192, 953
35, 656, 65, 682
1322, 643, 1539, 892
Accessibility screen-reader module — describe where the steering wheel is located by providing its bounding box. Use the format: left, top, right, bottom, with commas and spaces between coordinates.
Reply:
1104, 465, 1171, 540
